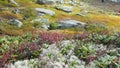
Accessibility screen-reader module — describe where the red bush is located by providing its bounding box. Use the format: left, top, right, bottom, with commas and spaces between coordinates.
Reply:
38, 32, 66, 44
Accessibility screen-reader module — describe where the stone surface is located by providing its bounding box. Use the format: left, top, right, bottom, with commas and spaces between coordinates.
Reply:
37, 0, 56, 4
58, 19, 86, 28
111, 0, 120, 2
55, 6, 73, 13
9, 19, 23, 27
9, 0, 19, 6
12, 9, 20, 14
32, 18, 50, 30
32, 18, 49, 23
35, 8, 55, 16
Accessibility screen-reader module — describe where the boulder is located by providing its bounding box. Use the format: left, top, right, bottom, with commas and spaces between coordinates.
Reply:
35, 8, 55, 16
9, 19, 23, 27
58, 19, 86, 28
37, 0, 56, 4
55, 6, 73, 13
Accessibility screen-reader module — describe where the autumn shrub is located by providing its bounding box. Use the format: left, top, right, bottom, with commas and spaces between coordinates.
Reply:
0, 42, 41, 67
74, 32, 89, 41
0, 33, 40, 67
75, 32, 120, 47
38, 32, 66, 44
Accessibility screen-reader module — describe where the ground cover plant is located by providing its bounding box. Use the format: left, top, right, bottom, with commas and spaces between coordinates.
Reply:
0, 32, 119, 68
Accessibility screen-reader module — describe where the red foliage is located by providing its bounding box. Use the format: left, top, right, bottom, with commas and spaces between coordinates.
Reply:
0, 42, 40, 67
38, 32, 66, 44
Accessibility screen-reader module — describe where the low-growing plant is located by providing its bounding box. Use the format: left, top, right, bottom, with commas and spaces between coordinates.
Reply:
0, 33, 40, 67
49, 23, 58, 30
74, 41, 96, 63
85, 23, 108, 33
88, 33, 120, 46
60, 44, 74, 55
95, 55, 117, 68
21, 8, 37, 20
38, 32, 65, 44
0, 42, 41, 67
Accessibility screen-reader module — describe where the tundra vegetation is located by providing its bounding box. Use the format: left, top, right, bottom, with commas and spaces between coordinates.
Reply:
0, 0, 120, 68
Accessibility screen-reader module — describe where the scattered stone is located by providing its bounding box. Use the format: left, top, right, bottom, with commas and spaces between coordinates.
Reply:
76, 10, 89, 17
9, 0, 19, 6
58, 19, 86, 28
35, 8, 55, 16
55, 6, 73, 13
37, 0, 56, 4
12, 9, 20, 14
76, 13, 86, 17
32, 18, 49, 23
111, 0, 120, 2
32, 18, 50, 30
9, 19, 23, 27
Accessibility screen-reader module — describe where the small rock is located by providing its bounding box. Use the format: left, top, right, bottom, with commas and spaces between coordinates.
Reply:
12, 9, 20, 14
55, 6, 73, 13
37, 0, 56, 4
111, 0, 120, 2
58, 19, 86, 28
9, 0, 19, 6
32, 18, 50, 30
35, 8, 55, 16
32, 18, 49, 23
9, 19, 23, 27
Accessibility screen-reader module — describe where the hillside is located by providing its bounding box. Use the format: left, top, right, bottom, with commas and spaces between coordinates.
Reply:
0, 0, 120, 68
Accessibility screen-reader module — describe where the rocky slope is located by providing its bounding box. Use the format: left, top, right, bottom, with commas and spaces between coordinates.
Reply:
0, 0, 120, 68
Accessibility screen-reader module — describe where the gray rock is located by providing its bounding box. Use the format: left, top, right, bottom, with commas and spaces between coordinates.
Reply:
9, 0, 19, 6
32, 18, 49, 23
55, 6, 73, 13
42, 24, 50, 30
35, 8, 55, 16
58, 0, 64, 4
76, 10, 88, 17
58, 19, 86, 28
9, 19, 23, 27
32, 18, 50, 30
111, 0, 120, 2
37, 0, 56, 4
12, 9, 20, 14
